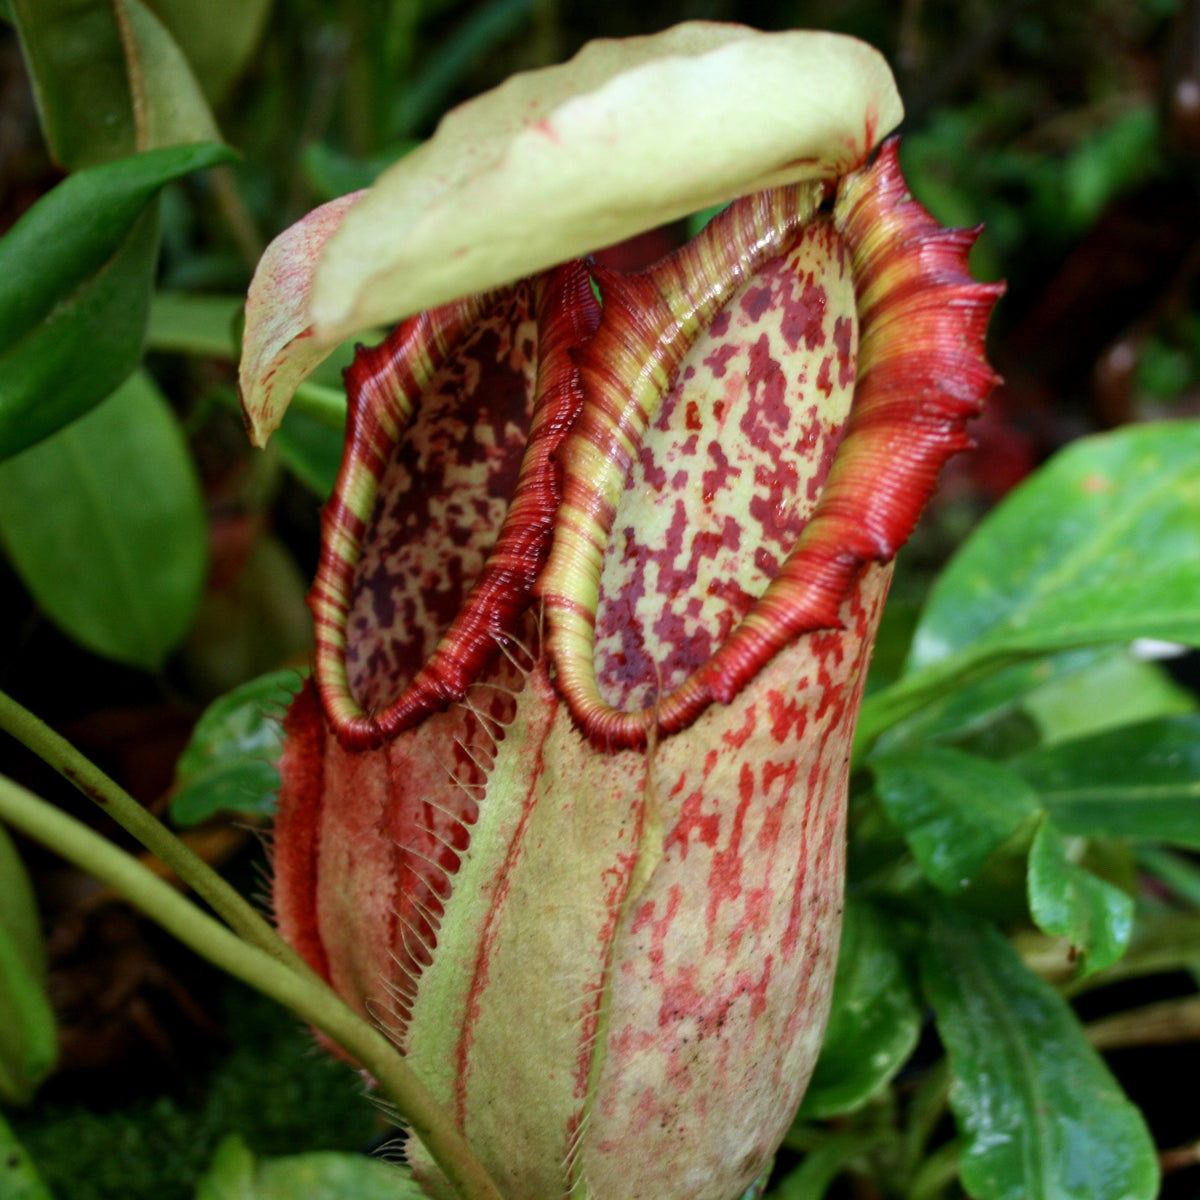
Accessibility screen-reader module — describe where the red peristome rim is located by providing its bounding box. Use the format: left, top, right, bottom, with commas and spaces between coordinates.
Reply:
548, 138, 1004, 748
311, 262, 600, 750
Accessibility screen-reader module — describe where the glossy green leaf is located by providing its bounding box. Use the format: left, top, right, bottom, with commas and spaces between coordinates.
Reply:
859, 422, 1200, 743
0, 371, 207, 670
799, 898, 921, 1118
921, 906, 1158, 1200
0, 1113, 55, 1200
195, 1134, 426, 1200
171, 669, 306, 826
0, 141, 234, 458
871, 646, 1180, 760
871, 748, 1040, 893
0, 822, 56, 1106
1027, 818, 1133, 976
12, 0, 219, 169
1011, 714, 1200, 847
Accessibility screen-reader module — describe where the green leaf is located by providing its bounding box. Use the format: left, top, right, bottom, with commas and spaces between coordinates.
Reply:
772, 1132, 881, 1200
921, 906, 1158, 1200
272, 405, 346, 499
0, 370, 208, 670
149, 0, 272, 106
0, 823, 56, 1106
147, 291, 243, 358
872, 646, 1187, 761
1021, 648, 1195, 746
871, 748, 1041, 893
799, 898, 921, 1118
1011, 714, 1200, 847
859, 422, 1200, 743
0, 141, 235, 458
12, 0, 220, 169
0, 1113, 55, 1200
1027, 818, 1133, 976
195, 1133, 426, 1200
300, 141, 418, 204
171, 669, 306, 826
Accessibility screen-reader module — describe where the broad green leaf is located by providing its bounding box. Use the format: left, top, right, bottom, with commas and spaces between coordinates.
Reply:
195, 1133, 426, 1200
799, 898, 921, 1118
0, 141, 234, 458
0, 823, 56, 1106
870, 646, 1183, 761
171, 669, 306, 826
12, 0, 134, 166
871, 748, 1040, 893
310, 26, 902, 341
1011, 714, 1200, 847
859, 423, 1200, 743
921, 906, 1158, 1200
12, 0, 220, 169
0, 371, 207, 670
0, 1113, 55, 1200
909, 421, 1200, 665
1027, 818, 1133, 976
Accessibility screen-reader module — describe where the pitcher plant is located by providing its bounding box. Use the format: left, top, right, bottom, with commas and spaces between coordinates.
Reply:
238, 23, 1002, 1200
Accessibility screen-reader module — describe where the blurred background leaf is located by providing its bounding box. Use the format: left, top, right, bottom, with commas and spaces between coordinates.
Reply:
0, 370, 207, 670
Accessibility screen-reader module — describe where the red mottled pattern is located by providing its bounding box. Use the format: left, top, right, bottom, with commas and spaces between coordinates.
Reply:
345, 287, 539, 714
593, 222, 857, 712
538, 144, 1001, 747
579, 571, 888, 1200
312, 262, 599, 749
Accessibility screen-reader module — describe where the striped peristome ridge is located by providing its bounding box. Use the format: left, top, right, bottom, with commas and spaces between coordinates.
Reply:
538, 183, 827, 740
309, 292, 493, 743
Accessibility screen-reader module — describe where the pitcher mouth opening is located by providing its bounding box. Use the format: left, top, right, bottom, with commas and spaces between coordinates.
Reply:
309, 264, 600, 751
542, 141, 1004, 750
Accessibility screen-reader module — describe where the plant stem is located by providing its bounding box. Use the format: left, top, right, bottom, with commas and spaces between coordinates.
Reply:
0, 688, 313, 981
293, 381, 349, 430
0, 774, 505, 1200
